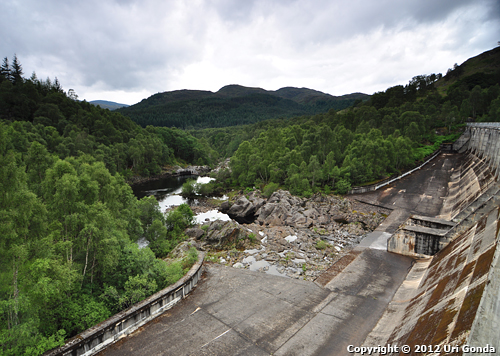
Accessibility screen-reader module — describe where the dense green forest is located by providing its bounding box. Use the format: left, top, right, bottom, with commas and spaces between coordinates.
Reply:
0, 56, 215, 176
219, 47, 500, 196
0, 56, 204, 355
117, 84, 368, 129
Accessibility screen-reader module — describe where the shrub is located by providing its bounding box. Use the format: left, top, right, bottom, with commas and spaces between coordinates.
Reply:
181, 179, 197, 197
262, 182, 279, 198
181, 248, 199, 272
247, 233, 257, 242
316, 240, 328, 250
335, 178, 351, 195
197, 181, 215, 195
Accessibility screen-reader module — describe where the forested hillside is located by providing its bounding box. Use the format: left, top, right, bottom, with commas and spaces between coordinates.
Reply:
0, 56, 206, 355
0, 56, 215, 176
222, 47, 500, 196
117, 84, 368, 129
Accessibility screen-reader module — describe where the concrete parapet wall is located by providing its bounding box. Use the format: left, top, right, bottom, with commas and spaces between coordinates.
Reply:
348, 149, 441, 195
468, 208, 500, 351
43, 251, 205, 356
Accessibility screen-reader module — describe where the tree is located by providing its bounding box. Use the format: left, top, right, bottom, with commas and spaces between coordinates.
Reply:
0, 56, 11, 82
308, 155, 321, 188
405, 122, 421, 142
469, 85, 484, 118
11, 54, 23, 85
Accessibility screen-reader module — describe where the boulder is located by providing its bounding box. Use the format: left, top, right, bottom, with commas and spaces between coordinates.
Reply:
167, 240, 195, 259
227, 196, 254, 217
204, 219, 249, 249
186, 227, 205, 240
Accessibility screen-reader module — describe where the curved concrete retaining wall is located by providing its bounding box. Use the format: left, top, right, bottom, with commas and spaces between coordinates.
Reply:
465, 123, 500, 178
348, 149, 442, 195
43, 251, 205, 356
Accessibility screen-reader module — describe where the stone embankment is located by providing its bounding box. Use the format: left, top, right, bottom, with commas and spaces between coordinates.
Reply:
187, 189, 390, 280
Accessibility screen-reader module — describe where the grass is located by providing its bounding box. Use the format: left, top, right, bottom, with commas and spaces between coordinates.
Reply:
316, 240, 328, 250
204, 251, 226, 263
247, 233, 257, 243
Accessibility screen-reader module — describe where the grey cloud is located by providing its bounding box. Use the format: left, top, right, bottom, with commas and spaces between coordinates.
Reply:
2, 0, 205, 90
1, 0, 499, 102
257, 0, 482, 48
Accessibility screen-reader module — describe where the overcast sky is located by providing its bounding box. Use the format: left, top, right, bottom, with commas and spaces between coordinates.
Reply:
2, 0, 499, 105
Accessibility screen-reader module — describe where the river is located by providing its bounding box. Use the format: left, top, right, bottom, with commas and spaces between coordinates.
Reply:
131, 175, 230, 224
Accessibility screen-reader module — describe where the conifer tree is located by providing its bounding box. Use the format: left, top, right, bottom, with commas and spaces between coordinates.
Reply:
11, 54, 23, 84
0, 56, 11, 82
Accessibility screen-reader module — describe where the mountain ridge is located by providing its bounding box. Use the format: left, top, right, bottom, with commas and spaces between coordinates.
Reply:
89, 100, 129, 110
118, 85, 369, 129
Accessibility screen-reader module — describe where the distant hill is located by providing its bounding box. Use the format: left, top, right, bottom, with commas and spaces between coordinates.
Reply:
435, 46, 500, 95
90, 100, 130, 110
117, 85, 369, 129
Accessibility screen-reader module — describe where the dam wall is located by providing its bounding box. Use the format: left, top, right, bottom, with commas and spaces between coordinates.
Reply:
385, 206, 499, 351
388, 124, 499, 258
371, 124, 500, 353
464, 123, 500, 178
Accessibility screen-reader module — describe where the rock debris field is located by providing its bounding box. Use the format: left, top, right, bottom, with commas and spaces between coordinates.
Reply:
185, 190, 390, 281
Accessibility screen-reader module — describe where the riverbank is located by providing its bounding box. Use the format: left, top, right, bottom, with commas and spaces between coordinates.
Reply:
127, 165, 211, 186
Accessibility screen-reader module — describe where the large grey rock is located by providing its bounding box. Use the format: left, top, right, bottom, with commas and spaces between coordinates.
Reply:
227, 196, 254, 217
167, 240, 195, 259
219, 201, 230, 213
176, 165, 211, 176
186, 227, 205, 239
247, 191, 266, 210
205, 219, 249, 249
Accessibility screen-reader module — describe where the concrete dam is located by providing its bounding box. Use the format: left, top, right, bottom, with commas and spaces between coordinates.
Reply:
55, 123, 500, 356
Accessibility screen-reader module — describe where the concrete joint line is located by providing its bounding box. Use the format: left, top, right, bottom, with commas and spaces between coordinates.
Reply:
198, 307, 269, 354
311, 292, 338, 314
319, 310, 347, 321
200, 328, 232, 348
273, 292, 340, 355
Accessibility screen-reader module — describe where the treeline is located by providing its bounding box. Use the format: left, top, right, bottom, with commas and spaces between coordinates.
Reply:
0, 56, 203, 355
118, 91, 362, 129
0, 55, 215, 177
226, 69, 500, 195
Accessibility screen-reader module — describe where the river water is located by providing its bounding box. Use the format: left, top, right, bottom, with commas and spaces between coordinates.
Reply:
132, 175, 293, 278
131, 175, 230, 224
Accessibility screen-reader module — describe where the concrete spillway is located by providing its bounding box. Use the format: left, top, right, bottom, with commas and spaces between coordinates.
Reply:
363, 123, 500, 354
97, 124, 500, 356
